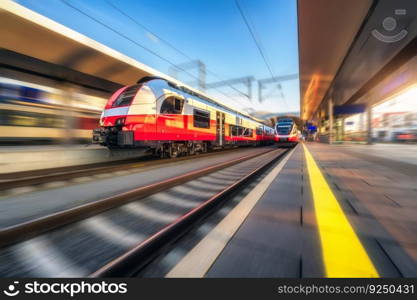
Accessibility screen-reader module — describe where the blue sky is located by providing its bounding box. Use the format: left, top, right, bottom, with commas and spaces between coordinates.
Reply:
16, 0, 300, 115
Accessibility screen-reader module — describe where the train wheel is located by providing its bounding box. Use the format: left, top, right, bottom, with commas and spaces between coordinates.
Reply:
168, 144, 179, 158
156, 145, 166, 159
188, 143, 195, 156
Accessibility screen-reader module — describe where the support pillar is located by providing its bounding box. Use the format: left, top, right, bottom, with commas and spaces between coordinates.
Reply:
317, 112, 322, 142
366, 105, 373, 145
328, 98, 333, 144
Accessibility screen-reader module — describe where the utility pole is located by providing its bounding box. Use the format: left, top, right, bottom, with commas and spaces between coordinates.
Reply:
258, 74, 298, 103
206, 76, 255, 101
169, 60, 206, 91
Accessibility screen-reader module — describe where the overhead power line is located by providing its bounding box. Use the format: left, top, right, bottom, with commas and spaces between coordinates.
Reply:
235, 0, 289, 110
106, 0, 251, 100
60, 0, 250, 109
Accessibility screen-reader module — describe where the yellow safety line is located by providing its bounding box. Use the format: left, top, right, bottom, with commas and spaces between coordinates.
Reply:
302, 143, 379, 278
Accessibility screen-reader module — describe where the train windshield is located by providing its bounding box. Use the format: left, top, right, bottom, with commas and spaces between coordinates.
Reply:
276, 119, 293, 135
112, 84, 141, 107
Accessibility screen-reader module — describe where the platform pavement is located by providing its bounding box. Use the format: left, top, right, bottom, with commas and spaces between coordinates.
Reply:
172, 142, 417, 277
0, 145, 147, 174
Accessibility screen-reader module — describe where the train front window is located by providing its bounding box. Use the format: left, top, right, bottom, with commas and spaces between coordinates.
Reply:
277, 124, 292, 134
112, 84, 141, 107
277, 119, 293, 135
277, 128, 291, 134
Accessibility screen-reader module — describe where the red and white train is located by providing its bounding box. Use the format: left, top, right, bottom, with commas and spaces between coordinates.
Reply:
275, 117, 300, 147
93, 77, 275, 157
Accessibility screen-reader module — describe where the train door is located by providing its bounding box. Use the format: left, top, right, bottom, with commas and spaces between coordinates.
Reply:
158, 96, 185, 140
216, 111, 225, 146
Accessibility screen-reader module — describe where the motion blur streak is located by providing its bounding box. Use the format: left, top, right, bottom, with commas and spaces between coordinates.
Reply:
81, 216, 145, 247
151, 193, 198, 209
121, 202, 178, 223
0, 77, 107, 144
17, 236, 87, 277
303, 143, 379, 278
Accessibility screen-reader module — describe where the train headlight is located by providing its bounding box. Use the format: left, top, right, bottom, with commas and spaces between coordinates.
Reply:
115, 117, 126, 126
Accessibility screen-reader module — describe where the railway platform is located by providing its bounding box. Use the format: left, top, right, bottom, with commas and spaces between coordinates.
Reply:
165, 142, 417, 277
0, 145, 148, 174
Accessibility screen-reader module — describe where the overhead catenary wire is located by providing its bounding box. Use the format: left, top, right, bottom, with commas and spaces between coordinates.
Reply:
235, 0, 289, 110
60, 0, 251, 110
105, 0, 252, 101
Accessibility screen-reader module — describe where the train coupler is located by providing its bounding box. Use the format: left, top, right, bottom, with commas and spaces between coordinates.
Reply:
92, 128, 107, 144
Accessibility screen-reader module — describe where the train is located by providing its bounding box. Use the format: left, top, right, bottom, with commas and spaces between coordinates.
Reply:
93, 76, 276, 157
0, 77, 107, 144
275, 117, 300, 147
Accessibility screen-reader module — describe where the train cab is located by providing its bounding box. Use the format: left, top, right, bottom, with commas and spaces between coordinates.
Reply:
275, 118, 299, 147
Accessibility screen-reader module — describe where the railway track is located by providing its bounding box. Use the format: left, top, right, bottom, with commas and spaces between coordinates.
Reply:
0, 147, 242, 192
0, 147, 289, 277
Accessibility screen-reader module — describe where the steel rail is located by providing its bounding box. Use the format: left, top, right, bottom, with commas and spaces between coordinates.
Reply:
91, 148, 289, 277
0, 148, 276, 248
0, 147, 242, 191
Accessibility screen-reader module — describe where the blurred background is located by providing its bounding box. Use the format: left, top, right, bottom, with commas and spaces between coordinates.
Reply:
340, 84, 417, 143
1, 0, 300, 147
0, 76, 107, 145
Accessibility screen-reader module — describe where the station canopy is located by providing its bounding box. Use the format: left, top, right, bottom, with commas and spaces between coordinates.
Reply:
298, 0, 372, 121
299, 0, 417, 121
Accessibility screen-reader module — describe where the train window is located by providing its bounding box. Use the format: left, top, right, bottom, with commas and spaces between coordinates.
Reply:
244, 128, 253, 137
160, 97, 174, 113
161, 97, 183, 114
21, 87, 41, 102
174, 98, 184, 112
231, 126, 252, 136
242, 128, 247, 136
112, 85, 140, 107
236, 127, 242, 136
256, 127, 263, 135
232, 126, 237, 136
0, 109, 66, 128
193, 109, 210, 128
